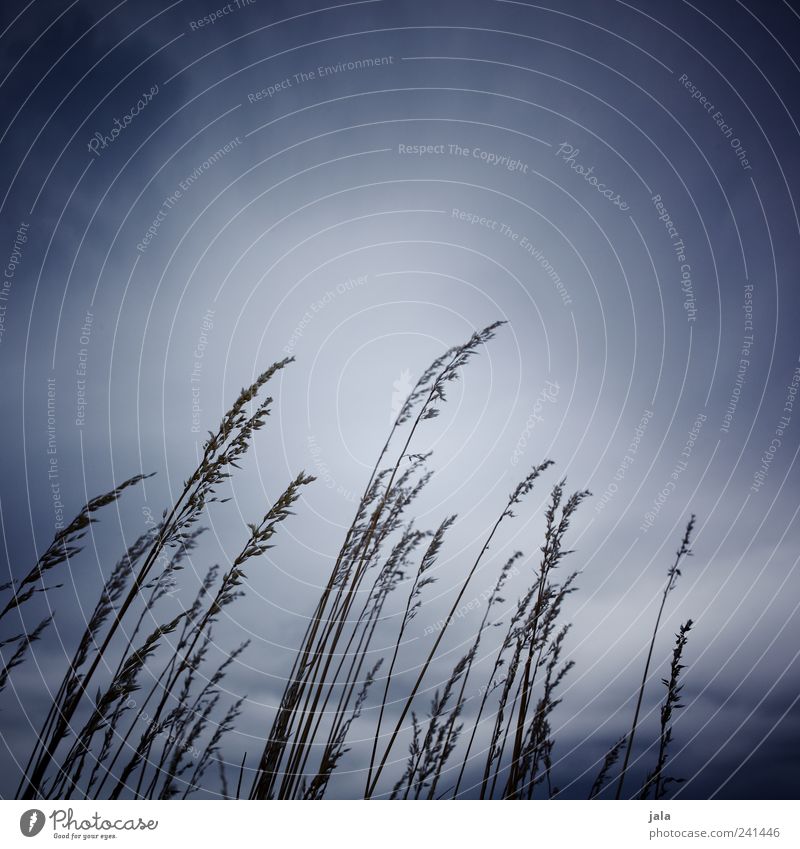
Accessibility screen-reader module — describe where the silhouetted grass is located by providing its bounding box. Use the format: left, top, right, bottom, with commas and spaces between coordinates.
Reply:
1, 324, 697, 800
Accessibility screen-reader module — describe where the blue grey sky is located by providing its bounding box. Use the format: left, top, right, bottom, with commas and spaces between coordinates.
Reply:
1, 0, 799, 799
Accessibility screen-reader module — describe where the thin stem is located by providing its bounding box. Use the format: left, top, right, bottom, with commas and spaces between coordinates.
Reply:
614, 517, 695, 800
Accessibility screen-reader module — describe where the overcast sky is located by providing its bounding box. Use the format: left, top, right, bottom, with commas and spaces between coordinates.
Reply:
1, 0, 799, 800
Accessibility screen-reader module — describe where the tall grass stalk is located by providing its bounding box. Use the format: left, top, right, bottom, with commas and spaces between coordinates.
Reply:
2, 324, 702, 801
614, 516, 695, 799
18, 360, 293, 799
365, 459, 554, 798
640, 619, 693, 800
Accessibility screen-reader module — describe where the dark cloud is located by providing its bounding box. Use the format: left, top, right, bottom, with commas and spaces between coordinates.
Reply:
1, 0, 798, 800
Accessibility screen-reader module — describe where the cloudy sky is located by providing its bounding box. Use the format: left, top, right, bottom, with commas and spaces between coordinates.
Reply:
1, 0, 799, 800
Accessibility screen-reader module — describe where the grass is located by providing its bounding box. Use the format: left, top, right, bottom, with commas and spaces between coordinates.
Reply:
1, 322, 696, 800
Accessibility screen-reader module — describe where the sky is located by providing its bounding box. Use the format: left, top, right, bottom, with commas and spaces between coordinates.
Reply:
1, 0, 799, 800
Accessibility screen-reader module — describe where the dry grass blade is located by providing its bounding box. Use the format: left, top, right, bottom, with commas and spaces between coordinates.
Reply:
0, 616, 52, 694
365, 514, 455, 793
116, 471, 313, 798
1, 474, 152, 622
640, 619, 693, 800
20, 360, 292, 799
304, 660, 382, 800
251, 323, 506, 800
2, 323, 708, 803
615, 516, 696, 799
589, 736, 626, 799
366, 460, 553, 798
505, 484, 589, 797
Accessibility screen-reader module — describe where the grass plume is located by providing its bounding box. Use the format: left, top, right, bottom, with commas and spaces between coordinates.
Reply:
2, 326, 702, 802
